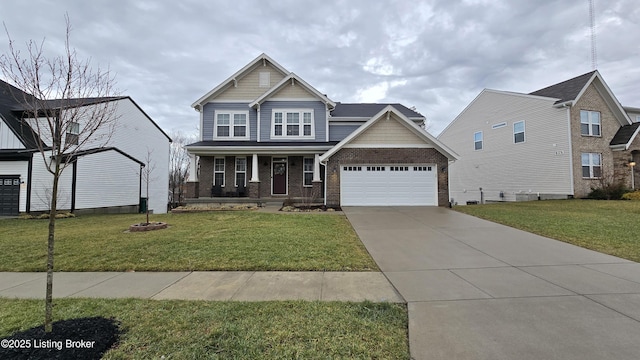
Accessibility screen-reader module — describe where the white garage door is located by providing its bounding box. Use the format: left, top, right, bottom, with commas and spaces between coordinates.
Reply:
341, 164, 437, 206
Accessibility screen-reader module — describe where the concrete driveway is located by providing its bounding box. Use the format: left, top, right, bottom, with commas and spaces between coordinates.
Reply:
343, 206, 640, 360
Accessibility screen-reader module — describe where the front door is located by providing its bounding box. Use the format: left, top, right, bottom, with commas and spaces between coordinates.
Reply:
272, 158, 287, 195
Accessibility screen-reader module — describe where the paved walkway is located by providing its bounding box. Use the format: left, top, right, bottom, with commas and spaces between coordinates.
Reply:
343, 206, 640, 360
0, 271, 402, 302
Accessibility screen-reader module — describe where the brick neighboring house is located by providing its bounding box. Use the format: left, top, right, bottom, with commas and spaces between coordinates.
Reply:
185, 53, 458, 206
438, 70, 640, 204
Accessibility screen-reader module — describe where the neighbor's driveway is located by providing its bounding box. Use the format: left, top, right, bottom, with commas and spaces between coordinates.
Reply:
343, 206, 640, 360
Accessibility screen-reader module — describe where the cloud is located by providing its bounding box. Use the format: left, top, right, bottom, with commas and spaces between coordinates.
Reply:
1, 0, 638, 136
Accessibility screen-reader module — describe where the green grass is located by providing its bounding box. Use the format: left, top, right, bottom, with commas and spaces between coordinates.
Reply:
454, 200, 640, 262
0, 212, 377, 272
0, 298, 409, 359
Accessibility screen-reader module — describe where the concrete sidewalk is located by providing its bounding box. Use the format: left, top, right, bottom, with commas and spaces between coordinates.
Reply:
344, 206, 640, 360
0, 271, 403, 302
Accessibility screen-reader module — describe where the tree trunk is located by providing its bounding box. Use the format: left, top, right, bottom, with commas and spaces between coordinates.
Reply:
45, 160, 60, 333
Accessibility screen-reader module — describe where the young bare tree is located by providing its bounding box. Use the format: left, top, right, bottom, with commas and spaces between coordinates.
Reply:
141, 148, 157, 224
0, 16, 119, 332
168, 130, 193, 208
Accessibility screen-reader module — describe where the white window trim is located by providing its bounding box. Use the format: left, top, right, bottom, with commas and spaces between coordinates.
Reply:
214, 110, 250, 140
581, 152, 602, 179
474, 131, 483, 151
303, 157, 314, 187
270, 109, 314, 139
514, 121, 525, 144
235, 157, 247, 187
214, 157, 225, 187
580, 110, 601, 137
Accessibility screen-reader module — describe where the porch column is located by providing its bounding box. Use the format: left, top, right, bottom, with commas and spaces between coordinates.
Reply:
250, 153, 259, 182
188, 154, 198, 181
249, 153, 260, 199
313, 153, 321, 182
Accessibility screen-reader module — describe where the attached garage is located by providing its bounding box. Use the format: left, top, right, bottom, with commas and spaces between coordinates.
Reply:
341, 164, 437, 206
320, 105, 459, 207
0, 175, 20, 216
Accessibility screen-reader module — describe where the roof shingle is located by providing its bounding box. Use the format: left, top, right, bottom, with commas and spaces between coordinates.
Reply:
529, 71, 596, 103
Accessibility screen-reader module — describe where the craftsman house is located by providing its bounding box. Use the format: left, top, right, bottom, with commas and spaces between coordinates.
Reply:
185, 53, 458, 206
0, 80, 171, 216
438, 70, 640, 204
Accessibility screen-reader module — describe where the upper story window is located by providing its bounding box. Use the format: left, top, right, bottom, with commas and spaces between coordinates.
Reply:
215, 111, 249, 139
271, 109, 314, 139
66, 121, 80, 145
580, 110, 601, 136
513, 121, 525, 143
474, 131, 483, 150
635, 115, 640, 123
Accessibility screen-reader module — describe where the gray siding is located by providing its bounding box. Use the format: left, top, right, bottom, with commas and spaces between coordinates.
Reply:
202, 102, 257, 141
329, 124, 361, 141
259, 101, 327, 141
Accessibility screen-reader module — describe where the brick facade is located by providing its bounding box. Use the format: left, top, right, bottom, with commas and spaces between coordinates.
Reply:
570, 84, 637, 197
324, 148, 450, 206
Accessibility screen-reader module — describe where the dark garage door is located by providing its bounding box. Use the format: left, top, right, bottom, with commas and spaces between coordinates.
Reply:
0, 175, 20, 216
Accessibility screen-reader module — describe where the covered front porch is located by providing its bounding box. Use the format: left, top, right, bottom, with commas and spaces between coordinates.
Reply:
185, 152, 326, 204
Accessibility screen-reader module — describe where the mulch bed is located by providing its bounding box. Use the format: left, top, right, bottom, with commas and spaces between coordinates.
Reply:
0, 317, 121, 360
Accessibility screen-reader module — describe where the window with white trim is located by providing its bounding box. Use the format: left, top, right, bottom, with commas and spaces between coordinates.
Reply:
303, 157, 314, 186
580, 110, 601, 136
581, 153, 602, 178
214, 158, 225, 186
474, 131, 483, 150
235, 157, 246, 187
215, 111, 249, 139
514, 121, 525, 143
271, 109, 314, 138
66, 121, 80, 145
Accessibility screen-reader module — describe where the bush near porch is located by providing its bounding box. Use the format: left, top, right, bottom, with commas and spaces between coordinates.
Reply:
0, 212, 378, 272
454, 200, 640, 262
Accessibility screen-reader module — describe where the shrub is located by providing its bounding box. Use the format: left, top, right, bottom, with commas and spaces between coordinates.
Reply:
587, 183, 629, 200
622, 190, 640, 200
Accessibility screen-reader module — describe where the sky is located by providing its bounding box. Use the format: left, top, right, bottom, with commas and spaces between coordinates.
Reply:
1, 0, 638, 137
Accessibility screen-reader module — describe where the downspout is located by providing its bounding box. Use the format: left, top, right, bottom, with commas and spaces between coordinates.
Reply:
564, 103, 575, 197
70, 160, 77, 213
26, 155, 33, 213
325, 104, 330, 142
257, 103, 261, 142
321, 158, 328, 206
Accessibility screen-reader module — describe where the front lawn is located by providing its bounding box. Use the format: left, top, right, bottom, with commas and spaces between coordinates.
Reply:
0, 298, 409, 359
454, 200, 640, 262
0, 212, 377, 272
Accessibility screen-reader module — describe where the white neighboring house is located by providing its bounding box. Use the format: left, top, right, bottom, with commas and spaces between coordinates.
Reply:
0, 80, 171, 215
439, 71, 640, 204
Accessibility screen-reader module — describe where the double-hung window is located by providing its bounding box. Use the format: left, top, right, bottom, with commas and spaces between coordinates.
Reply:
474, 131, 483, 150
66, 122, 80, 145
272, 109, 314, 138
235, 157, 246, 187
580, 110, 601, 136
581, 153, 602, 178
513, 121, 525, 144
303, 157, 314, 186
214, 158, 225, 186
215, 111, 249, 139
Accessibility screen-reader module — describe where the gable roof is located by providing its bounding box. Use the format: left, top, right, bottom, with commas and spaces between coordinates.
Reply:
331, 102, 425, 119
320, 105, 458, 162
610, 123, 640, 150
0, 80, 41, 149
249, 73, 336, 109
529, 71, 597, 104
192, 53, 290, 109
1, 80, 171, 148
